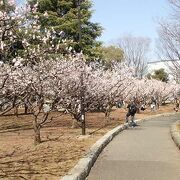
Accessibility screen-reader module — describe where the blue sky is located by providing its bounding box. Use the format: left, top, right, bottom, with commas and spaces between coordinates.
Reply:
91, 0, 171, 60
16, 0, 171, 60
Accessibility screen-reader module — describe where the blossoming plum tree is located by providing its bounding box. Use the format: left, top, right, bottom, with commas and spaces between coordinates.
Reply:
0, 1, 180, 144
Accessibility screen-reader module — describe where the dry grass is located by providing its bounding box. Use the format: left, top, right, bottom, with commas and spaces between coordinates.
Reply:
177, 124, 180, 132
0, 104, 176, 180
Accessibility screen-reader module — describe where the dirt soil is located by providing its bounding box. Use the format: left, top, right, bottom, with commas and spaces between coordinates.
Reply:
177, 123, 180, 132
0, 104, 176, 180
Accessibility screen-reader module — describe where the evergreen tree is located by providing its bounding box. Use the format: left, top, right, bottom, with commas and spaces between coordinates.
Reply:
0, 0, 15, 12
0, 0, 23, 62
29, 0, 103, 61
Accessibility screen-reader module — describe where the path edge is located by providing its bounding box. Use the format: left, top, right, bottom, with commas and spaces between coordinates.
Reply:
170, 120, 180, 150
61, 112, 180, 180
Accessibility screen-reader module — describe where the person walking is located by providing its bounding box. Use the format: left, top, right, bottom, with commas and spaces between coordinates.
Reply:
174, 99, 179, 112
125, 101, 137, 127
150, 97, 157, 111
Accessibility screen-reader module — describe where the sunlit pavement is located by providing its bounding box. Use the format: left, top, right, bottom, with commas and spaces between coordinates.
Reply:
87, 114, 180, 180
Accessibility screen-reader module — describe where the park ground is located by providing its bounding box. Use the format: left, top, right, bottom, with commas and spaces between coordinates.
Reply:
177, 123, 180, 131
0, 104, 179, 180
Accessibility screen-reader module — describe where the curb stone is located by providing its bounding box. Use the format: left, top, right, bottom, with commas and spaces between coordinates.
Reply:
61, 124, 128, 180
61, 112, 180, 180
170, 120, 180, 149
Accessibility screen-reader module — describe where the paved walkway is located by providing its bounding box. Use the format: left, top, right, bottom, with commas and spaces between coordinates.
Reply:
87, 114, 180, 180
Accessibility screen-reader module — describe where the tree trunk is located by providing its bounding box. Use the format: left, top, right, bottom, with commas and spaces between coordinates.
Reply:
104, 109, 111, 125
24, 104, 28, 114
136, 107, 140, 114
104, 104, 113, 124
33, 118, 41, 145
81, 114, 86, 135
14, 107, 18, 117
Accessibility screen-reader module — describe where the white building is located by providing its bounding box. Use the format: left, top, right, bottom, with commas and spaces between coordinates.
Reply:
147, 60, 180, 81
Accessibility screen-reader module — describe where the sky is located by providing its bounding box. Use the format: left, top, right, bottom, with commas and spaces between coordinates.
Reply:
91, 0, 171, 60
15, 0, 171, 61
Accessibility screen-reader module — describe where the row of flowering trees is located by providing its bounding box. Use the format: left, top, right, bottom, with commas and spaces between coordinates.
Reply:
0, 1, 180, 144
1, 56, 179, 144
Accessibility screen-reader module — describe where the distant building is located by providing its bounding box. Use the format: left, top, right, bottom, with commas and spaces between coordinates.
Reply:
147, 60, 180, 81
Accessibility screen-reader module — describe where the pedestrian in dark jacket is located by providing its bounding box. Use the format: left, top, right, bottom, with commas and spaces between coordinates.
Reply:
125, 101, 137, 127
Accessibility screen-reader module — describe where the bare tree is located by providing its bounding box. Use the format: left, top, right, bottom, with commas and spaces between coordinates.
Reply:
158, 22, 180, 59
157, 0, 180, 82
169, 0, 180, 19
117, 35, 151, 78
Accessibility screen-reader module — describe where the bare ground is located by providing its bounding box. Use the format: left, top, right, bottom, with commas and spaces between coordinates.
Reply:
177, 123, 180, 132
0, 104, 176, 180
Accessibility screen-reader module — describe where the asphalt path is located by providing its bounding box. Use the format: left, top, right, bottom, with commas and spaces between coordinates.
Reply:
87, 114, 180, 180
